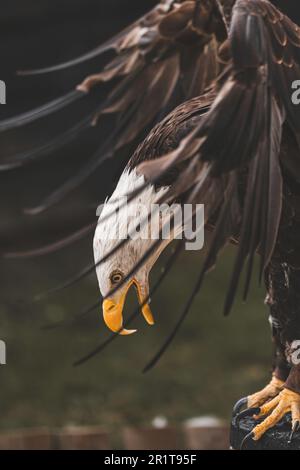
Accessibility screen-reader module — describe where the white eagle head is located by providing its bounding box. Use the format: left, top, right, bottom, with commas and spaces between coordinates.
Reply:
93, 169, 172, 335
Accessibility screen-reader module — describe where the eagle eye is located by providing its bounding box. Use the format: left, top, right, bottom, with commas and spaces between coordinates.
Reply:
110, 270, 124, 285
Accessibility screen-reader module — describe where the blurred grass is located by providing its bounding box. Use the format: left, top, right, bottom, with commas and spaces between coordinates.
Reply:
0, 241, 272, 433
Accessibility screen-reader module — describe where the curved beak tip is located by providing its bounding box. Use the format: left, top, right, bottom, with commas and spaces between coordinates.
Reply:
142, 305, 155, 326
102, 283, 155, 335
120, 329, 137, 336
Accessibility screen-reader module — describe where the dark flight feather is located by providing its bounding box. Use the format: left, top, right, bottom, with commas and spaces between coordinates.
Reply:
0, 113, 94, 171
0, 90, 83, 132
3, 222, 96, 259
17, 11, 147, 75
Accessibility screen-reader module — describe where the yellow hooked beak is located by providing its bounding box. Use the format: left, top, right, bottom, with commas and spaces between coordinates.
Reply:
102, 279, 155, 335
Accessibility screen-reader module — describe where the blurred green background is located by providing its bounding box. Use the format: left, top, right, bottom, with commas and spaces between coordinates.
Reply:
0, 243, 272, 433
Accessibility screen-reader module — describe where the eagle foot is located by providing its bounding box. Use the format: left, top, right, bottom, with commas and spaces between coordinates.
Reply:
238, 389, 300, 448
251, 389, 300, 441
233, 375, 284, 418
247, 376, 285, 409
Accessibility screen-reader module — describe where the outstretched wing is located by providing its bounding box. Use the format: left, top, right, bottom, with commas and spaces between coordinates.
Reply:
139, 0, 300, 318
0, 0, 227, 217
5, 0, 300, 367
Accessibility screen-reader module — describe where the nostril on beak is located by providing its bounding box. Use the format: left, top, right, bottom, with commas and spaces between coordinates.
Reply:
107, 303, 115, 311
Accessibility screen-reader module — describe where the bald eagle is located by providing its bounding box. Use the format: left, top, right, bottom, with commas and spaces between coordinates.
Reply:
2, 0, 300, 446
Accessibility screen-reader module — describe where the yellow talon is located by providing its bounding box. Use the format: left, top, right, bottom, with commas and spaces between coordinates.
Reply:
255, 394, 281, 419
252, 389, 300, 441
247, 375, 285, 409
